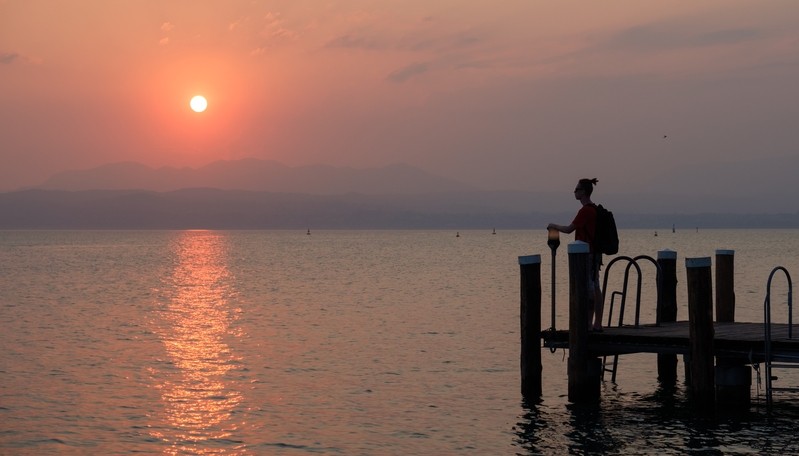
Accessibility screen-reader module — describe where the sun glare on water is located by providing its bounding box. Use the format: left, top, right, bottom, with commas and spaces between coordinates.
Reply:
190, 95, 208, 113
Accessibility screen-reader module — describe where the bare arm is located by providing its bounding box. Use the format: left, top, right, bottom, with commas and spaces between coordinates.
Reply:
547, 223, 575, 234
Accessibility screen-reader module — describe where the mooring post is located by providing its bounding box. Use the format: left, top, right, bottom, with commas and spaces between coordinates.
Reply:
715, 360, 751, 410
686, 257, 715, 405
713, 249, 750, 409
715, 249, 735, 323
656, 249, 678, 383
519, 254, 542, 399
567, 241, 600, 403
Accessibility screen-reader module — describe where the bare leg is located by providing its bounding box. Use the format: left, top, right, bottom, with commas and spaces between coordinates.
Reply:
590, 255, 604, 330
592, 285, 604, 330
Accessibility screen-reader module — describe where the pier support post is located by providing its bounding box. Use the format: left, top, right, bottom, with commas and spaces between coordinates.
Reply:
519, 255, 542, 399
567, 241, 600, 403
686, 257, 715, 405
715, 249, 735, 323
715, 361, 751, 410
713, 249, 750, 409
656, 250, 678, 383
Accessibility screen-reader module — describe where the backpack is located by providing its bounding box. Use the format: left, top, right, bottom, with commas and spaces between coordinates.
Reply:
592, 204, 619, 255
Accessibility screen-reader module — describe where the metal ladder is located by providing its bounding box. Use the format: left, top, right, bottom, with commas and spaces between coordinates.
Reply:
764, 266, 794, 406
600, 255, 660, 382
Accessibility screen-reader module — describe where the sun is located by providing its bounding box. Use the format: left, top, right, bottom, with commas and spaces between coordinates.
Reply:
190, 95, 208, 113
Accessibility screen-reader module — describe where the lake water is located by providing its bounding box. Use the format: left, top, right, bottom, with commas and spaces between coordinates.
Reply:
1, 229, 798, 455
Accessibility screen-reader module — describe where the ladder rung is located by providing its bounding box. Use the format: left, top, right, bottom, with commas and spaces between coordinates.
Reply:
768, 387, 799, 392
769, 355, 799, 362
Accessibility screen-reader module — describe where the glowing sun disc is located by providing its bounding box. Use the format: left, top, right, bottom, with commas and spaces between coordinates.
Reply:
190, 95, 208, 113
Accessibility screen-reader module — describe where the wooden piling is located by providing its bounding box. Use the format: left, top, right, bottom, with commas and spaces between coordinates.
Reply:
656, 250, 678, 383
716, 360, 751, 409
519, 255, 542, 399
713, 250, 750, 408
715, 249, 735, 323
567, 241, 600, 403
686, 257, 715, 404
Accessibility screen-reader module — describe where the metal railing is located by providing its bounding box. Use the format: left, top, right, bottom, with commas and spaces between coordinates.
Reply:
600, 255, 660, 381
763, 266, 794, 406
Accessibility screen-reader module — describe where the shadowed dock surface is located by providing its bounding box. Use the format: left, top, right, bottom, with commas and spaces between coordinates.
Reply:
542, 322, 799, 361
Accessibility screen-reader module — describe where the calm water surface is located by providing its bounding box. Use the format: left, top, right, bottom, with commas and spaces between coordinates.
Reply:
1, 229, 799, 454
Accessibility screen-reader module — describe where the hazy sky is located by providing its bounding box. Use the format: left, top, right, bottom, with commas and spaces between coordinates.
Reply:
2, 0, 798, 195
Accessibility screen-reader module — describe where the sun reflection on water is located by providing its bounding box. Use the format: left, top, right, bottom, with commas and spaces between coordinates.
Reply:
151, 231, 246, 454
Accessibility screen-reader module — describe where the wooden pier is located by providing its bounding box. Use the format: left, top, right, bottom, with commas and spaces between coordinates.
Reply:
541, 321, 799, 361
519, 244, 795, 407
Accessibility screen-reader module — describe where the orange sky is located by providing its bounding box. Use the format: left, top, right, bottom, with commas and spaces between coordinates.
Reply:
1, 0, 798, 194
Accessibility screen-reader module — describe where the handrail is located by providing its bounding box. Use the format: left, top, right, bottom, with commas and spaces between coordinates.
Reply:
602, 255, 660, 328
632, 255, 659, 326
602, 256, 638, 328
600, 255, 661, 381
764, 266, 793, 406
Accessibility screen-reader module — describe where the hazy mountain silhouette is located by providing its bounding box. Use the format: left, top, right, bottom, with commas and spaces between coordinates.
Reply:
645, 153, 799, 197
1, 187, 797, 229
0, 188, 563, 229
4, 155, 797, 229
34, 158, 477, 194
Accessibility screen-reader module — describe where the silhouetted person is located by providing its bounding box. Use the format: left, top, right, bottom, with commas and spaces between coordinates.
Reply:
547, 178, 604, 331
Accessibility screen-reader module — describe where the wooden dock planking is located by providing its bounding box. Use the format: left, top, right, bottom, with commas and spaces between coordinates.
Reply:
542, 321, 799, 361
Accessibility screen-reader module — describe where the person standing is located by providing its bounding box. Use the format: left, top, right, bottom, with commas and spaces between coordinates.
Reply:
547, 178, 604, 331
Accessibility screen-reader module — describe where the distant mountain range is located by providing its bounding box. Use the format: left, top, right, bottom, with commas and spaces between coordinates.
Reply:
1, 187, 797, 230
0, 188, 559, 229
1, 157, 797, 229
33, 159, 476, 194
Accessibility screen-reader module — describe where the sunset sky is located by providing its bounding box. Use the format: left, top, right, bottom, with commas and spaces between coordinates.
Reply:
2, 1, 798, 196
